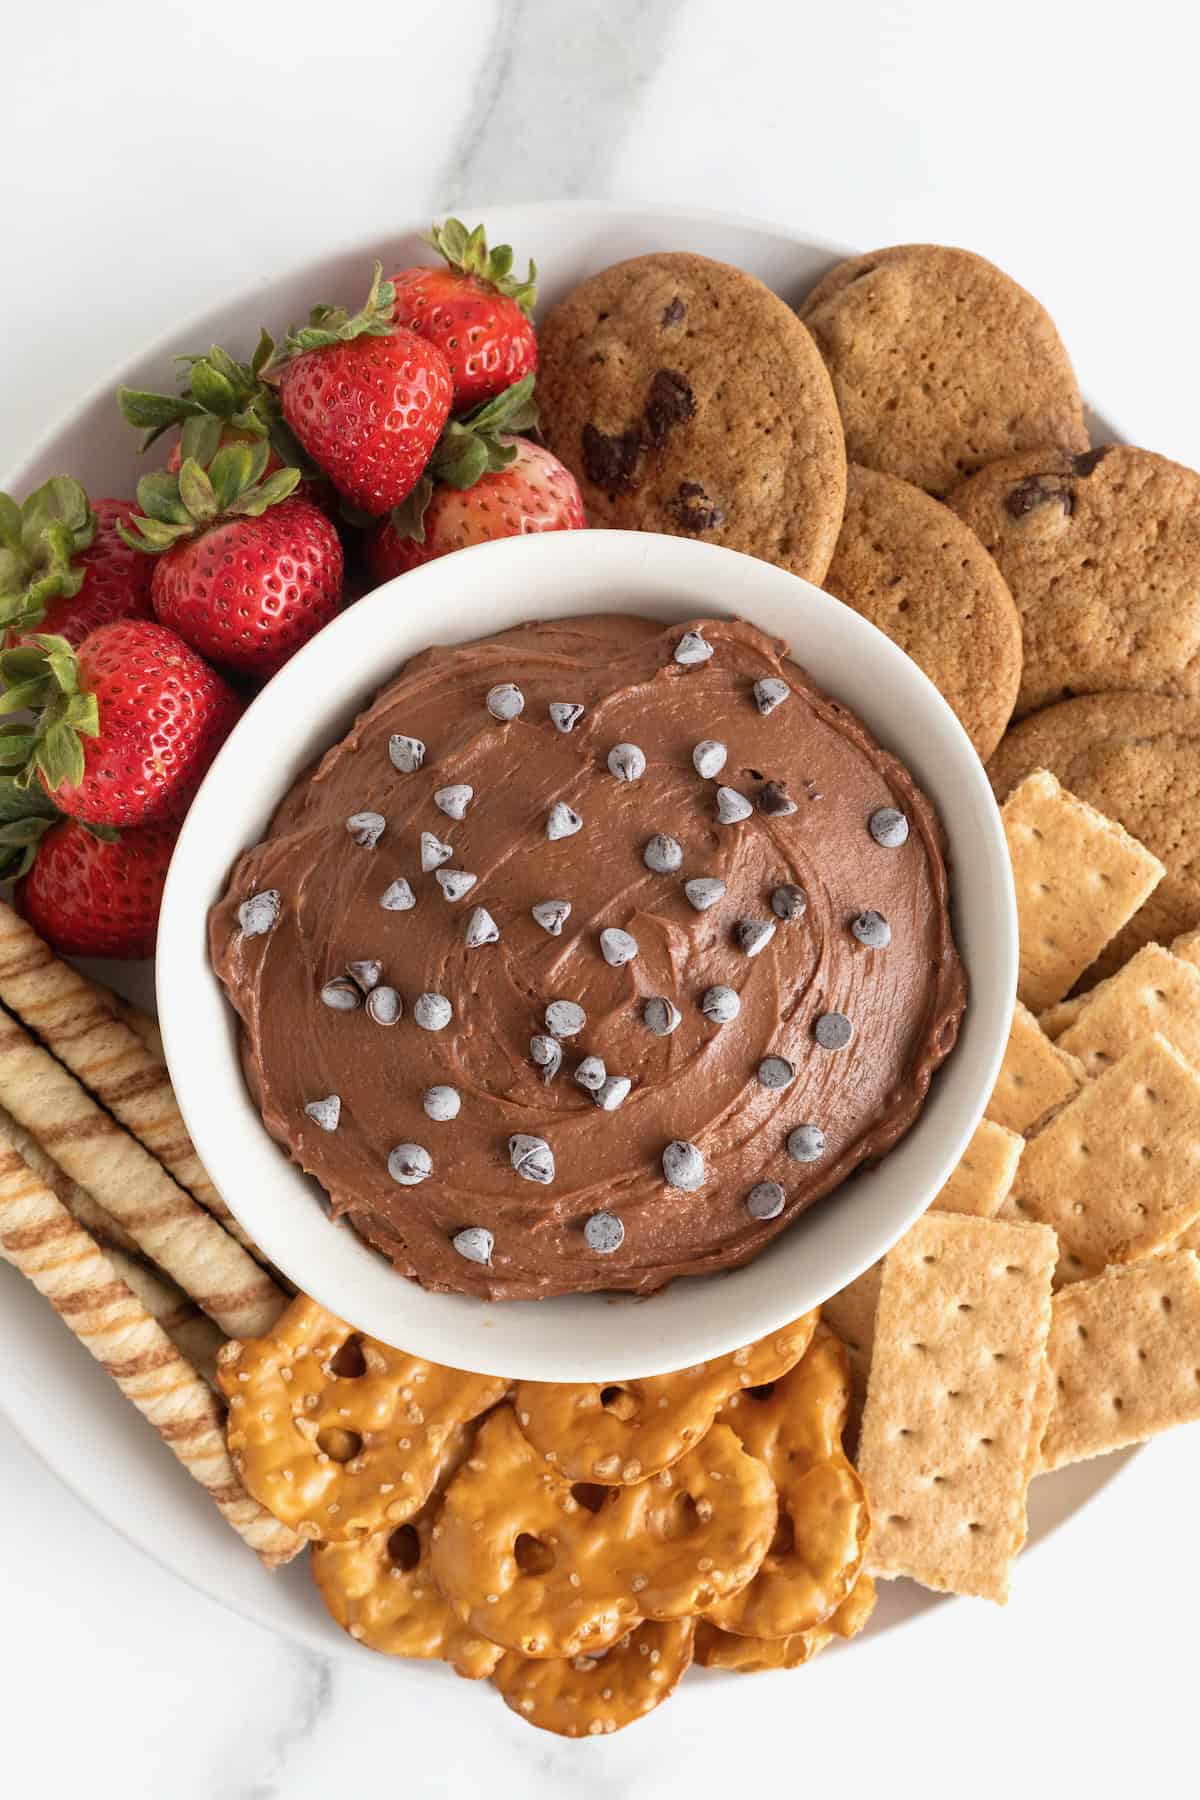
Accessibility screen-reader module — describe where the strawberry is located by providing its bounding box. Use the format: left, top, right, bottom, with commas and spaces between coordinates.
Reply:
120, 336, 316, 479
267, 265, 453, 516
389, 219, 538, 412
0, 620, 240, 829
367, 436, 586, 581
118, 439, 343, 677
0, 479, 153, 647
16, 812, 178, 960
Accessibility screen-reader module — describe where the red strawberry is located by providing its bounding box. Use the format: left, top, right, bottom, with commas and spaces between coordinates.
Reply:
367, 437, 586, 581
0, 479, 153, 647
17, 814, 177, 959
118, 439, 343, 678
390, 219, 538, 412
0, 620, 240, 829
269, 265, 453, 516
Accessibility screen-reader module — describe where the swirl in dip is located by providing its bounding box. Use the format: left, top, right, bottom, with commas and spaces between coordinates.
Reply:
210, 615, 966, 1300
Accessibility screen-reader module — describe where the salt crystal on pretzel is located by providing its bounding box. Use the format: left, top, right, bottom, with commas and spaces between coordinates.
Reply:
312, 1423, 501, 1678
513, 1312, 818, 1483
431, 1407, 777, 1660
694, 1574, 877, 1672
218, 1294, 507, 1543
492, 1618, 694, 1736
0, 1130, 300, 1566
704, 1324, 869, 1640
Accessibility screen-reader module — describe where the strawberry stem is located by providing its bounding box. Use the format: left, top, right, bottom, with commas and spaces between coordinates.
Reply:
425, 219, 537, 315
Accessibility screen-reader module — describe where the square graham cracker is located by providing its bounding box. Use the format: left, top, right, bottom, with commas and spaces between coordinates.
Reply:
1004, 1034, 1200, 1282
856, 1212, 1057, 1603
1039, 995, 1085, 1039
931, 1117, 1024, 1218
1057, 943, 1200, 1077
1039, 1251, 1200, 1471
1171, 927, 1200, 970
986, 1002, 1087, 1135
1002, 770, 1164, 1013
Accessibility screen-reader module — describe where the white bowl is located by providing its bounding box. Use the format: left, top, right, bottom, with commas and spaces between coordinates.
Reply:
157, 526, 1015, 1381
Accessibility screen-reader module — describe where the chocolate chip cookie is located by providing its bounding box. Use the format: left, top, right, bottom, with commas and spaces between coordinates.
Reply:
822, 464, 1022, 760
799, 244, 1088, 497
537, 253, 847, 584
947, 444, 1200, 717
988, 692, 1200, 974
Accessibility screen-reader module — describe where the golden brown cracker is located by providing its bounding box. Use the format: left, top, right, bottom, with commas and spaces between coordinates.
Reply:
1057, 943, 1200, 1075
856, 1212, 1057, 1602
1171, 927, 1200, 970
1039, 1251, 1200, 1470
1002, 770, 1165, 1012
931, 1118, 1023, 1218
1039, 995, 1087, 1039
1005, 1034, 1200, 1280
986, 1001, 1087, 1135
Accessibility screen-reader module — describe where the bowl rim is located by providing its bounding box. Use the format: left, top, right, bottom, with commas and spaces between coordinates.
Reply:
156, 526, 1016, 1380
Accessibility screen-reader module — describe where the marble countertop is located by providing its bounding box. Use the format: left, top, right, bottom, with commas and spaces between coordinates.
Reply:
4, 2, 1199, 1794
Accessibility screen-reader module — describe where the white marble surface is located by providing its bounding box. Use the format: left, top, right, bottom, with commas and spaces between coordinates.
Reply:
3, 2, 1200, 1794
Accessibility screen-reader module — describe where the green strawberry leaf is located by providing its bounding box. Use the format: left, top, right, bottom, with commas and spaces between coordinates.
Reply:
271, 263, 397, 364
209, 443, 254, 512
178, 458, 219, 523
386, 476, 434, 544
0, 774, 57, 825
120, 434, 301, 554
36, 718, 87, 791
227, 466, 301, 518
426, 219, 538, 315
179, 413, 227, 467
0, 478, 96, 635
427, 373, 536, 491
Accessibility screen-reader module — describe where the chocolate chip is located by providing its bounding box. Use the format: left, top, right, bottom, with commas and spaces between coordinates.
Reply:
532, 899, 571, 935
643, 369, 695, 449
423, 1085, 461, 1122
304, 1095, 341, 1132
549, 701, 585, 733
546, 802, 583, 841
787, 1124, 826, 1163
320, 977, 361, 1011
674, 629, 714, 666
435, 869, 477, 902
452, 1226, 493, 1266
581, 422, 642, 493
487, 683, 525, 721
701, 985, 740, 1025
1072, 445, 1111, 476
545, 1000, 586, 1038
348, 959, 382, 992
771, 884, 808, 921
758, 781, 797, 817
684, 876, 726, 911
584, 1211, 625, 1253
607, 742, 647, 782
388, 735, 425, 774
692, 739, 727, 779
238, 890, 280, 937
380, 877, 417, 912
869, 807, 909, 849
746, 1180, 785, 1221
1003, 475, 1075, 520
388, 1144, 432, 1185
736, 918, 776, 958
346, 811, 386, 847
716, 786, 753, 825
753, 678, 789, 716
434, 784, 473, 821
643, 833, 683, 874
510, 1134, 555, 1184
413, 992, 453, 1031
643, 997, 682, 1037
599, 927, 638, 967
757, 1056, 795, 1090
815, 1012, 853, 1050
365, 985, 402, 1026
594, 1075, 632, 1112
661, 296, 686, 328
420, 832, 453, 872
574, 1055, 607, 1093
667, 482, 726, 533
851, 910, 891, 949
464, 906, 499, 948
662, 1140, 705, 1191
530, 1035, 563, 1082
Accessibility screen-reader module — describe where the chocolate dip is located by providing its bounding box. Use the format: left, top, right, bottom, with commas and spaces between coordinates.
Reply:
210, 615, 966, 1300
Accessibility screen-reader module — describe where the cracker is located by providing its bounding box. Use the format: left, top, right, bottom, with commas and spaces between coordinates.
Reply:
1057, 943, 1200, 1076
856, 1211, 1057, 1603
1171, 927, 1200, 970
986, 1001, 1086, 1135
1002, 770, 1165, 1011
1039, 1251, 1200, 1470
1039, 996, 1085, 1039
931, 1118, 1023, 1218
821, 1264, 882, 1405
1005, 1034, 1200, 1280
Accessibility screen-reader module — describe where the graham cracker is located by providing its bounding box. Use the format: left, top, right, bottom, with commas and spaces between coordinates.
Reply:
1057, 943, 1200, 1077
856, 1211, 1057, 1603
1039, 995, 1085, 1039
1004, 1034, 1200, 1281
930, 1118, 1024, 1218
821, 1262, 882, 1407
986, 1002, 1086, 1135
1001, 770, 1165, 1012
1039, 1251, 1200, 1471
1171, 927, 1200, 971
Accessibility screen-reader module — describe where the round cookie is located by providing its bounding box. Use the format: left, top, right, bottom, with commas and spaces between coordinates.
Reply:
988, 692, 1200, 975
822, 464, 1022, 759
947, 444, 1200, 718
799, 244, 1088, 497
537, 252, 846, 585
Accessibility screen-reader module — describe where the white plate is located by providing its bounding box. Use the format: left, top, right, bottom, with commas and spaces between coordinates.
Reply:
0, 202, 1134, 1665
